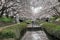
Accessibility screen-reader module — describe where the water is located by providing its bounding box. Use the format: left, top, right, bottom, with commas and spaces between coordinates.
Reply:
21, 24, 49, 40
21, 31, 49, 40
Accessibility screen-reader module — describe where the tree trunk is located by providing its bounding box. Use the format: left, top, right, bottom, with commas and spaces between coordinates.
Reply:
15, 14, 20, 23
53, 7, 60, 16
0, 11, 4, 17
58, 0, 60, 2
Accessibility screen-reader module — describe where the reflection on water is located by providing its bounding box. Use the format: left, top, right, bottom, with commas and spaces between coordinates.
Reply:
21, 31, 49, 40
32, 32, 41, 40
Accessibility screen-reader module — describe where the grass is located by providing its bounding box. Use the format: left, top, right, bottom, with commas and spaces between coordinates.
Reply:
0, 17, 15, 27
0, 17, 14, 23
42, 22, 60, 38
0, 22, 27, 39
0, 30, 15, 38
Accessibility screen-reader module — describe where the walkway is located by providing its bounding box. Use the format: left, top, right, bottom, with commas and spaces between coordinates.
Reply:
21, 23, 49, 40
0, 23, 20, 31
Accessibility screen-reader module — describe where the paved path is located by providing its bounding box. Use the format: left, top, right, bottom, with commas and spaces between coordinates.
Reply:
21, 24, 49, 40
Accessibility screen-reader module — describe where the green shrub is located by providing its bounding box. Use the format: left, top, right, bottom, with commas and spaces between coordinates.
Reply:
0, 22, 27, 39
0, 30, 15, 38
25, 20, 32, 24
42, 22, 60, 38
20, 22, 27, 27
50, 17, 56, 22
36, 20, 45, 24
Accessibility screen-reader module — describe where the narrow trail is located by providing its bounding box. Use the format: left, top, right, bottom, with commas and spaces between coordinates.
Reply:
21, 23, 49, 40
0, 23, 20, 31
